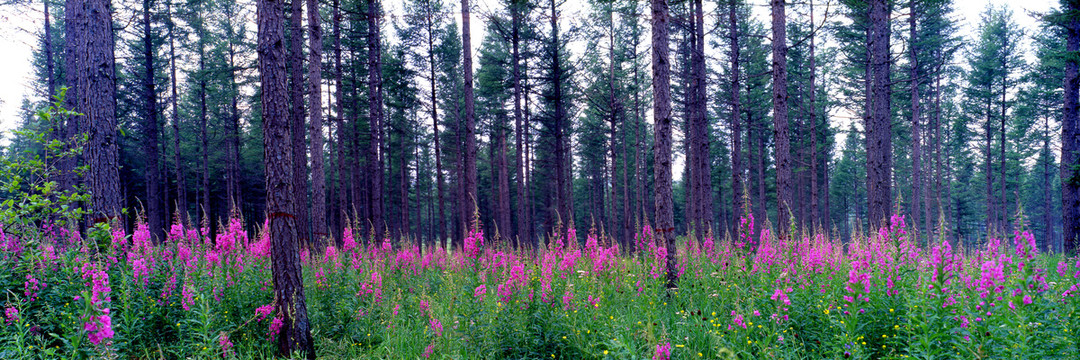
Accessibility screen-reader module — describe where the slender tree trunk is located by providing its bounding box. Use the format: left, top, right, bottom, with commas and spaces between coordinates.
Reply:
809, 0, 818, 228
289, 0, 310, 244
333, 0, 346, 242
1063, 0, 1080, 255
511, 0, 526, 247
166, 0, 187, 225
198, 35, 210, 231
524, 56, 534, 247
771, 0, 792, 235
1044, 115, 1053, 251
867, 0, 892, 229
608, 5, 619, 242
729, 0, 743, 228
61, 0, 81, 197
307, 0, 327, 244
461, 0, 478, 236
256, 0, 315, 354
1000, 34, 1008, 234
428, 6, 447, 246
368, 0, 385, 239
141, 0, 163, 241
909, 2, 922, 235
550, 0, 570, 227
226, 22, 243, 217
934, 56, 944, 235
986, 98, 993, 235
755, 112, 765, 225
690, 0, 711, 237
651, 0, 677, 289
401, 139, 410, 239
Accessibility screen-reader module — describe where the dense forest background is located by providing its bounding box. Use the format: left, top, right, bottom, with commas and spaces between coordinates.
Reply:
2, 0, 1077, 253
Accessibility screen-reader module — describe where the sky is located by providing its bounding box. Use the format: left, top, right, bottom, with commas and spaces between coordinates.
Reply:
0, 0, 1062, 145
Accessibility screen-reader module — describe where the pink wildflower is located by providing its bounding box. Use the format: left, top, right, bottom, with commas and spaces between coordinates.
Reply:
653, 342, 672, 360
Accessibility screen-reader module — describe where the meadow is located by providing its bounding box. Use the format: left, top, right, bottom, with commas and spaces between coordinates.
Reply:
0, 214, 1077, 359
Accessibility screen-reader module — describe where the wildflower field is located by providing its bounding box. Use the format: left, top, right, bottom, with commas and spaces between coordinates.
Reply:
1, 215, 1078, 359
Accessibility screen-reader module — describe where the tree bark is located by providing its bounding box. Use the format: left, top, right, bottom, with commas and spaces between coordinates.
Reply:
368, 0, 385, 239
166, 0, 187, 225
511, 0, 526, 247
61, 0, 81, 197
909, 1, 922, 235
289, 0, 310, 244
651, 0, 677, 289
771, 0, 792, 235
1063, 0, 1080, 255
729, 0, 743, 229
333, 0, 346, 242
225, 9, 243, 217
79, 0, 122, 223
256, 0, 316, 355
142, 0, 163, 241
307, 0, 327, 244
428, 2, 447, 246
198, 31, 210, 231
867, 0, 892, 229
809, 0, 819, 229
549, 0, 570, 228
689, 0, 711, 238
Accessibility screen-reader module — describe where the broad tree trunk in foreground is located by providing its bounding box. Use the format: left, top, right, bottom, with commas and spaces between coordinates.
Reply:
771, 0, 792, 235
651, 0, 677, 289
1063, 0, 1080, 255
81, 0, 123, 223
257, 0, 315, 356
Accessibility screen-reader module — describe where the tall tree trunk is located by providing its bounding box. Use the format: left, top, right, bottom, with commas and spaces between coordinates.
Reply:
755, 112, 765, 225
771, 0, 792, 236
985, 97, 993, 235
933, 60, 942, 233
166, 0, 187, 225
461, 0, 478, 239
1063, 0, 1080, 255
497, 122, 511, 241
1000, 32, 1009, 234
307, 0, 327, 243
550, 0, 569, 228
401, 139, 410, 239
198, 33, 210, 231
43, 0, 59, 194
333, 0, 346, 242
142, 0, 163, 241
61, 0, 81, 197
651, 0, 677, 289
809, 0, 819, 228
728, 0, 743, 229
76, 0, 122, 224
44, 0, 55, 101
608, 4, 618, 242
512, 0, 526, 247
226, 18, 243, 217
524, 56, 534, 247
1044, 114, 1054, 251
428, 5, 447, 246
256, 0, 315, 355
689, 0, 711, 238
289, 0, 310, 244
909, 1, 922, 235
368, 0, 385, 239
867, 0, 892, 229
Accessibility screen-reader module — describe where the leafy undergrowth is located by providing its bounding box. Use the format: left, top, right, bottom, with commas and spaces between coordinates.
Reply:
1, 214, 1078, 359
